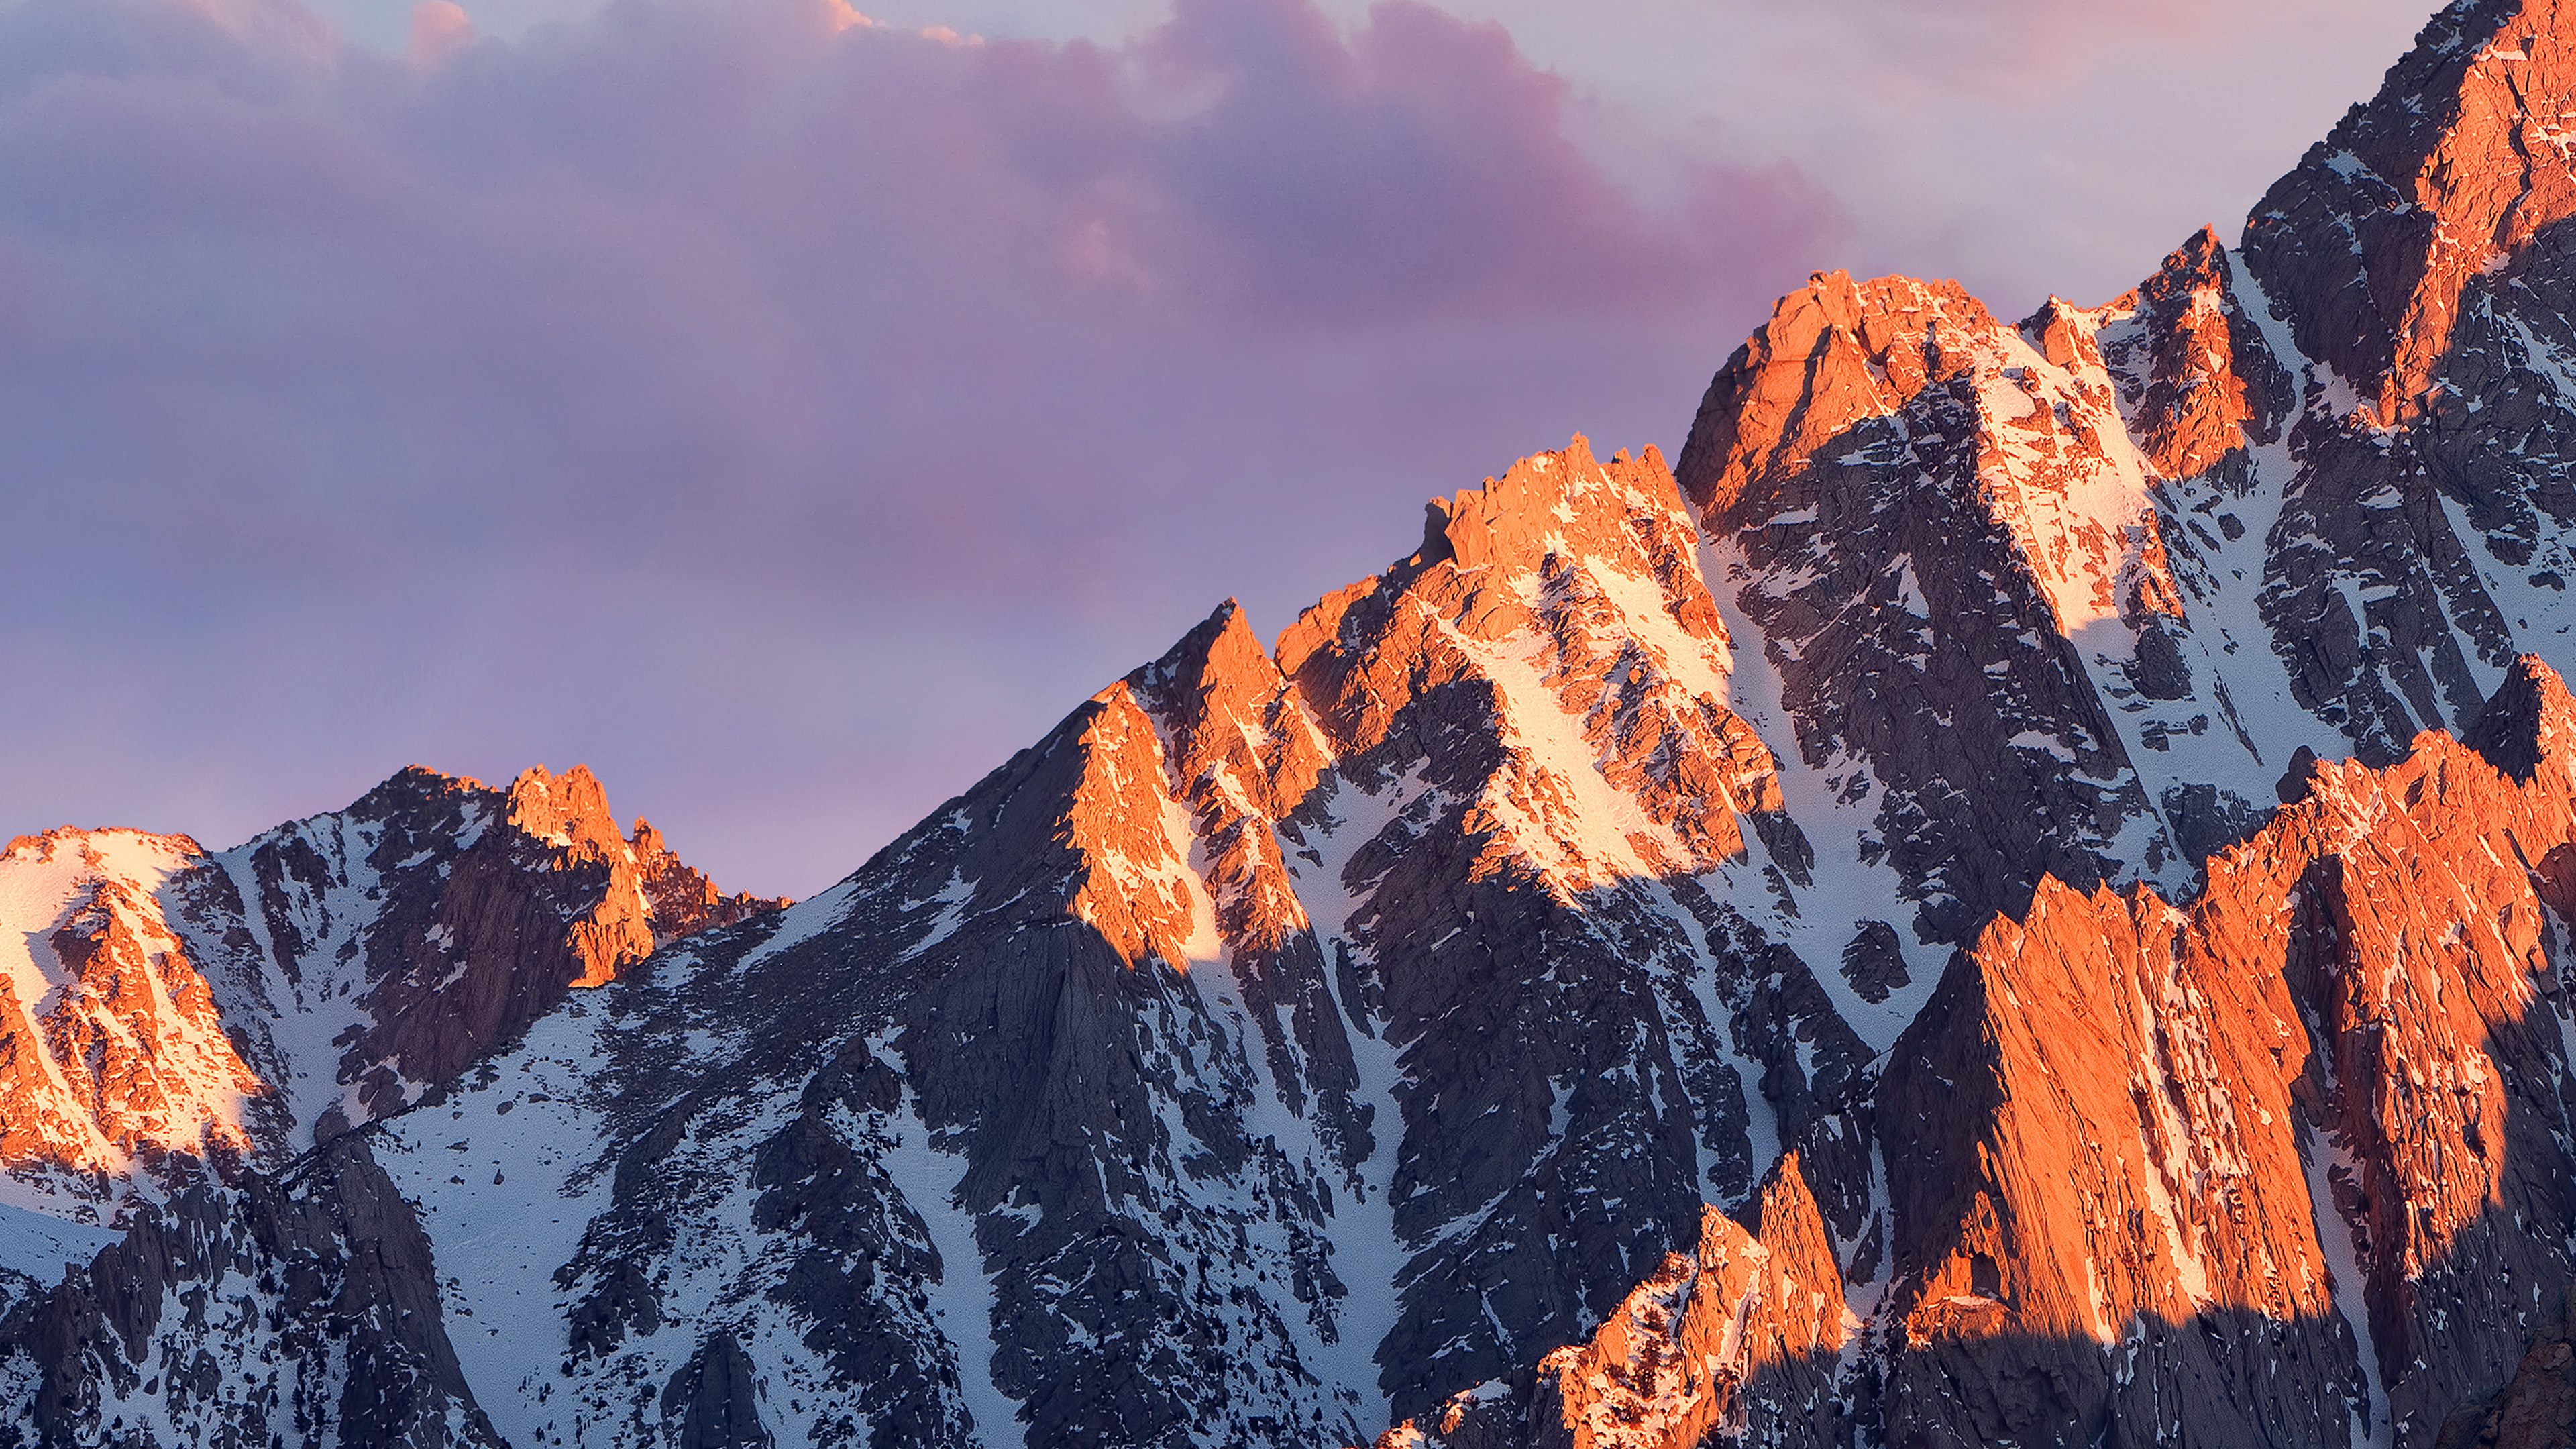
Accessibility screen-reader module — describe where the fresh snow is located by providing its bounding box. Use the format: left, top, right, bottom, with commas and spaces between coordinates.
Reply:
2306, 1131, 2391, 1447
870, 1032, 1020, 1443
377, 1017, 621, 1449
1697, 529, 1944, 1053
0, 1200, 117, 1287
1276, 765, 1430, 1434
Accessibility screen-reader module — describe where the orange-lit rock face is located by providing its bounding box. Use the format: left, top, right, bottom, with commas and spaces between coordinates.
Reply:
1864, 656, 2576, 1446
1682, 272, 1994, 517
1059, 683, 1221, 972
506, 764, 655, 988
1887, 880, 2336, 1349
1529, 1163, 1849, 1449
2271, 659, 2576, 1440
630, 817, 784, 946
2249, 0, 2576, 428
2094, 226, 2296, 488
500, 767, 786, 963
1277, 437, 1789, 892
0, 830, 268, 1187
1125, 599, 1332, 961
0, 765, 769, 1204
928, 613, 1323, 979
1684, 266, 2204, 647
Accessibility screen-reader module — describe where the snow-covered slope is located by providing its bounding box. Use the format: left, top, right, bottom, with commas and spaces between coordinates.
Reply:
0, 766, 778, 1449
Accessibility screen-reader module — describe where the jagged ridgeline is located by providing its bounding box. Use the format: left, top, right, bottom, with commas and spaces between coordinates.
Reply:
15, 1, 2576, 1446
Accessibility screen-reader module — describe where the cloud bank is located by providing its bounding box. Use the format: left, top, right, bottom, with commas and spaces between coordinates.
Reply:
0, 0, 1835, 892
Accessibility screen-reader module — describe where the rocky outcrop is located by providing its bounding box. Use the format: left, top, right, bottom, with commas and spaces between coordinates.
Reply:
2435, 1290, 2576, 1449
0, 1130, 500, 1449
2093, 225, 2298, 490
664, 1332, 778, 1449
1276, 438, 1795, 885
306, 764, 785, 1129
0, 830, 274, 1208
2303, 657, 2576, 1444
0, 765, 771, 1219
631, 819, 786, 945
1876, 878, 2361, 1448
1523, 1162, 1847, 1449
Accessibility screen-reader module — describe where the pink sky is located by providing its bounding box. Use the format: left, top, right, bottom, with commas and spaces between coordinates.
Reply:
0, 0, 2434, 896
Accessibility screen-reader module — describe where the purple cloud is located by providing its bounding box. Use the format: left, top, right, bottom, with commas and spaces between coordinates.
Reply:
0, 0, 1838, 895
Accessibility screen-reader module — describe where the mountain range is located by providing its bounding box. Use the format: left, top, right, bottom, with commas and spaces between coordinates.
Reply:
13, 1, 2576, 1445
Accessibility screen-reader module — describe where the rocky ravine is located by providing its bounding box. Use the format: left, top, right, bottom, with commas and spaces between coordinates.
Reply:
16, 1, 2576, 1446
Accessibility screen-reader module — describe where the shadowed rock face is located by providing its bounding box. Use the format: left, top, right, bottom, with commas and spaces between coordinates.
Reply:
0, 1130, 504, 1449
26, 5, 2576, 1449
2437, 1289, 2576, 1449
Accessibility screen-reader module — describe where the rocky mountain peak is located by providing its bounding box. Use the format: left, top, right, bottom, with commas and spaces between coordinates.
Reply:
1679, 264, 2188, 936
1116, 598, 1332, 967
2245, 0, 2576, 426
0, 763, 768, 1215
629, 816, 788, 945
1277, 436, 1788, 890
2090, 224, 2296, 487
2464, 651, 2576, 780
1417, 437, 1719, 637
1680, 253, 2192, 647
347, 761, 487, 819
1676, 271, 1996, 523
505, 762, 628, 863
1130, 596, 1332, 824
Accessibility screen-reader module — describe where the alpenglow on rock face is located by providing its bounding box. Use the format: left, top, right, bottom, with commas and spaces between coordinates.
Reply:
19, 2, 2576, 1446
